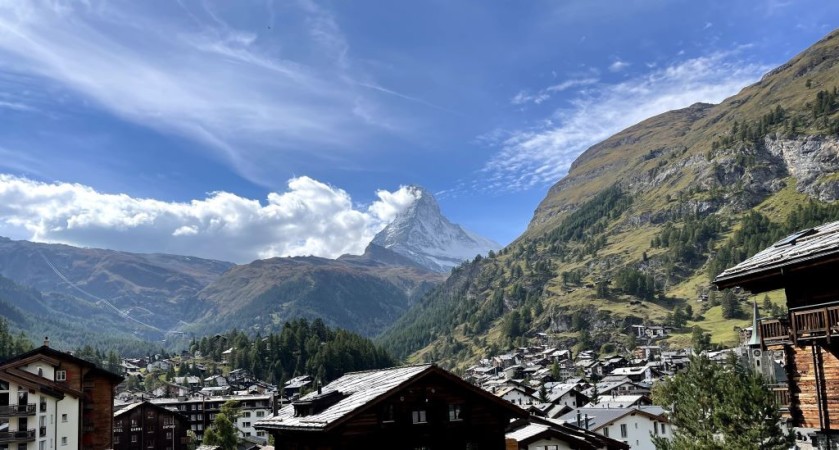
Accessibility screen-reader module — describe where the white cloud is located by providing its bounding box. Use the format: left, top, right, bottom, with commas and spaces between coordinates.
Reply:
483, 51, 770, 191
609, 59, 631, 72
511, 77, 598, 105
0, 174, 419, 263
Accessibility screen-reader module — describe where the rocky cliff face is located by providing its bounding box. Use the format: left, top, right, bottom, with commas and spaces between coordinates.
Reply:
765, 136, 839, 201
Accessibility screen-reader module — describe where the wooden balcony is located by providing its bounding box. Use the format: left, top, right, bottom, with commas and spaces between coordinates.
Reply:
790, 301, 839, 343
769, 384, 790, 412
759, 318, 792, 347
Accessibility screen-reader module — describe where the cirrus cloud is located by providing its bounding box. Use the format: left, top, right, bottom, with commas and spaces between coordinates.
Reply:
483, 49, 771, 192
0, 174, 420, 263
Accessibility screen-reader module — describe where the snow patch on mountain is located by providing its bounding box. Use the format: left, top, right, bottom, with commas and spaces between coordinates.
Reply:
371, 186, 501, 272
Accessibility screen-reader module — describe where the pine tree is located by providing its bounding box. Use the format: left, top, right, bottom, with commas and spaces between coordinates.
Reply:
651, 355, 791, 450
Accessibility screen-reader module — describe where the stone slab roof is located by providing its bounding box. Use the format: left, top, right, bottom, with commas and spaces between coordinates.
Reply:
715, 220, 839, 289
255, 365, 432, 431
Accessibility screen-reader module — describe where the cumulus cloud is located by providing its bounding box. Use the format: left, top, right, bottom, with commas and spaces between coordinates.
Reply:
609, 59, 631, 72
482, 50, 771, 192
0, 174, 419, 263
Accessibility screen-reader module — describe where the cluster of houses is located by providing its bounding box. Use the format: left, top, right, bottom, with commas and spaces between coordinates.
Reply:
461, 343, 688, 450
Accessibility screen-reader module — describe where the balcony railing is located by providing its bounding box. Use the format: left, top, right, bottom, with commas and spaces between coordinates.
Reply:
0, 404, 36, 417
0, 428, 36, 443
769, 384, 790, 412
759, 318, 792, 347
790, 301, 839, 343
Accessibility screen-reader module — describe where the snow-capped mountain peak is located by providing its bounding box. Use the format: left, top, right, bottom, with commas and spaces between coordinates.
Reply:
372, 186, 501, 272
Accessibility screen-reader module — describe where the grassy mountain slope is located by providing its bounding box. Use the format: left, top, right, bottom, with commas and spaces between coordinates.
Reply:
193, 244, 445, 337
381, 29, 839, 369
0, 237, 234, 339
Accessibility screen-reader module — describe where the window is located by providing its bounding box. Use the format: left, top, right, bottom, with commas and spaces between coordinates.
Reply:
242, 422, 251, 428
411, 410, 427, 424
448, 404, 462, 422
61, 414, 67, 423
55, 371, 66, 382
39, 441, 45, 450
130, 419, 137, 427
243, 411, 251, 418
131, 435, 137, 443
37, 368, 43, 377
61, 437, 67, 446
18, 444, 26, 450
255, 411, 265, 417
381, 404, 395, 423
147, 410, 154, 419
165, 432, 172, 440
620, 424, 628, 438
114, 436, 119, 444
654, 422, 659, 435
661, 424, 667, 434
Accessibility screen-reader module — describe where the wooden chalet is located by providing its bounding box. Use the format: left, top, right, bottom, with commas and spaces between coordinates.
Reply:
255, 364, 529, 450
715, 220, 839, 448
113, 401, 190, 450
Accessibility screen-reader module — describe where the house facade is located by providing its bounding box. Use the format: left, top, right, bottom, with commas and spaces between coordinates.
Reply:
255, 364, 528, 450
557, 407, 670, 450
151, 394, 271, 445
0, 342, 123, 450
113, 401, 189, 450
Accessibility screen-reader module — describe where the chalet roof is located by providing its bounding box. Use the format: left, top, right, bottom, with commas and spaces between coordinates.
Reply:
714, 220, 839, 291
557, 406, 667, 430
610, 366, 649, 376
255, 364, 526, 432
584, 394, 650, 409
0, 345, 123, 383
509, 416, 629, 450
114, 401, 188, 420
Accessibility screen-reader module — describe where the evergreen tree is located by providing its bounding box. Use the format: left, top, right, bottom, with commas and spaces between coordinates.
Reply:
721, 290, 741, 319
651, 355, 790, 450
691, 327, 711, 354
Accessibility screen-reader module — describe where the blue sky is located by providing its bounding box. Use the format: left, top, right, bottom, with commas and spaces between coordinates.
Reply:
0, 0, 835, 263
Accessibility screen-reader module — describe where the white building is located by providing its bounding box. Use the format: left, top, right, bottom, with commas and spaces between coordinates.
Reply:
558, 407, 671, 450
0, 342, 123, 450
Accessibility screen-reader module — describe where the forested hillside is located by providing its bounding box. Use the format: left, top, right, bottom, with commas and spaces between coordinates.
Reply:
188, 319, 394, 384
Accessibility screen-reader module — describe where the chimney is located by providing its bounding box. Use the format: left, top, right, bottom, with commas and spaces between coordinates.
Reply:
317, 380, 322, 395
576, 410, 581, 427
584, 413, 589, 430
43, 337, 49, 348
271, 393, 279, 415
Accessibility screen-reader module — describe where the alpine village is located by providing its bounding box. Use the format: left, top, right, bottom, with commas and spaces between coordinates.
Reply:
5, 10, 839, 450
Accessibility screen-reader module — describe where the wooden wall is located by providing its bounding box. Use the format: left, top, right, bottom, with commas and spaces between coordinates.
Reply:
788, 342, 839, 429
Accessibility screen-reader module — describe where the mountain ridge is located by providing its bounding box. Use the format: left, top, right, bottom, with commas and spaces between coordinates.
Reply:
372, 186, 501, 272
